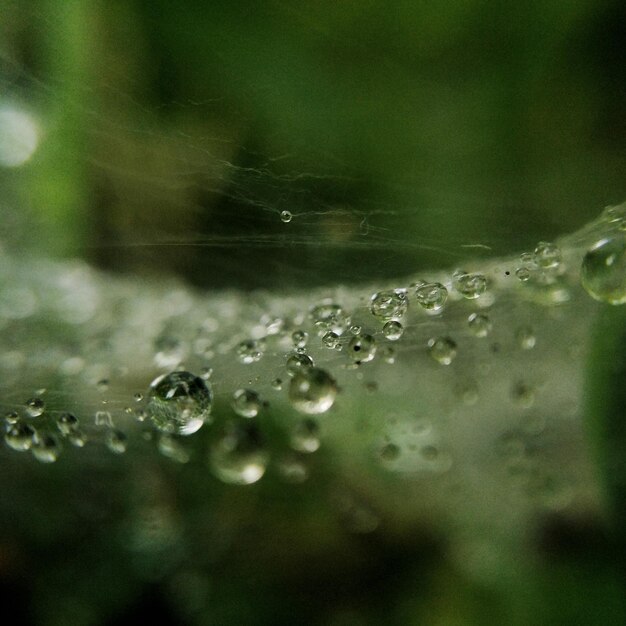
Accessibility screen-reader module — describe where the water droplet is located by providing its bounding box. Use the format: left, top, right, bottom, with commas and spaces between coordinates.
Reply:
370, 290, 408, 320
133, 392, 144, 402
348, 334, 376, 363
421, 444, 439, 461
147, 371, 213, 436
289, 367, 337, 414
280, 210, 292, 223
276, 454, 309, 483
25, 397, 44, 417
286, 352, 314, 376
96, 379, 109, 392
511, 382, 535, 408
515, 267, 531, 282
310, 302, 350, 334
534, 241, 561, 269
468, 313, 492, 338
236, 339, 264, 364
154, 336, 187, 369
453, 271, 487, 299
231, 388, 262, 418
68, 430, 87, 447
516, 326, 536, 350
519, 252, 536, 267
158, 433, 190, 463
105, 429, 128, 454
428, 336, 457, 365
381, 346, 396, 364
415, 282, 448, 312
291, 330, 308, 349
581, 236, 626, 305
379, 442, 401, 462
271, 378, 283, 390
4, 411, 19, 425
349, 325, 362, 336
31, 433, 61, 463
94, 410, 113, 428
209, 419, 268, 485
322, 331, 340, 349
56, 412, 79, 435
290, 418, 320, 453
4, 421, 35, 451
382, 320, 404, 341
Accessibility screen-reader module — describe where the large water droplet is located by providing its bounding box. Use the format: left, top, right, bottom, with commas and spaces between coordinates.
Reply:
309, 302, 350, 334
534, 241, 561, 269
286, 353, 314, 376
289, 367, 337, 414
382, 320, 404, 341
31, 433, 61, 463
370, 290, 408, 320
147, 371, 212, 435
105, 429, 128, 454
4, 421, 35, 451
25, 397, 45, 417
414, 282, 448, 312
209, 419, 268, 485
453, 271, 487, 299
56, 412, 79, 435
581, 236, 626, 305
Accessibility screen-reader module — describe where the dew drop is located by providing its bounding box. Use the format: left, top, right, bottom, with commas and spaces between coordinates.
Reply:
468, 313, 492, 338
271, 378, 283, 390
379, 442, 401, 462
31, 433, 61, 463
453, 271, 487, 299
290, 418, 320, 453
382, 320, 404, 341
286, 352, 314, 376
280, 210, 293, 223
68, 430, 87, 448
105, 429, 128, 454
516, 326, 536, 350
370, 289, 408, 320
158, 433, 190, 463
147, 370, 213, 436
515, 267, 531, 282
4, 421, 35, 451
209, 419, 268, 485
348, 334, 376, 363
289, 367, 337, 414
56, 412, 79, 435
534, 241, 561, 269
133, 392, 144, 402
231, 388, 262, 418
4, 411, 19, 425
428, 336, 457, 365
322, 331, 340, 349
581, 236, 626, 305
25, 397, 44, 417
415, 282, 448, 312
236, 339, 264, 364
291, 330, 308, 349
310, 302, 350, 334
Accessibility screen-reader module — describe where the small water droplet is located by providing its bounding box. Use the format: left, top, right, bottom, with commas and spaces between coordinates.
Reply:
280, 210, 293, 223
209, 419, 268, 485
276, 454, 309, 483
290, 418, 320, 453
348, 334, 376, 363
516, 326, 536, 350
96, 379, 109, 392
158, 433, 190, 463
381, 346, 396, 364
511, 382, 535, 408
310, 302, 350, 334
31, 433, 61, 463
271, 378, 283, 390
147, 371, 213, 435
428, 336, 457, 365
370, 290, 408, 320
56, 412, 79, 435
4, 421, 35, 451
25, 397, 44, 417
453, 271, 487, 299
133, 392, 144, 402
415, 282, 448, 312
322, 331, 340, 349
468, 313, 492, 338
154, 336, 187, 368
581, 236, 626, 305
286, 352, 314, 376
291, 330, 308, 349
231, 388, 262, 418
515, 267, 531, 282
4, 411, 19, 425
289, 367, 337, 414
379, 442, 401, 462
382, 320, 404, 341
534, 241, 561, 269
105, 429, 128, 454
236, 339, 264, 364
